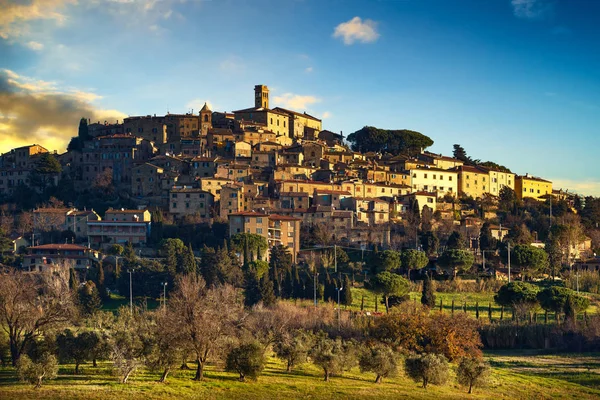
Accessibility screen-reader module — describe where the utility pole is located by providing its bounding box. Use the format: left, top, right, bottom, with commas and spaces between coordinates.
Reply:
313, 272, 319, 307
507, 242, 511, 283
128, 268, 134, 312
334, 244, 337, 273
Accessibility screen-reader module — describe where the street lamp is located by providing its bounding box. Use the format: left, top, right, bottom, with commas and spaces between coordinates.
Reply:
128, 268, 135, 312
161, 282, 168, 310
335, 283, 344, 329
313, 272, 319, 308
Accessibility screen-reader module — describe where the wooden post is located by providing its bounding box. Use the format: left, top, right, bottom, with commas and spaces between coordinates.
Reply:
439, 298, 443, 312
360, 295, 364, 312
500, 306, 504, 321
475, 301, 479, 320
451, 300, 455, 314
488, 303, 492, 322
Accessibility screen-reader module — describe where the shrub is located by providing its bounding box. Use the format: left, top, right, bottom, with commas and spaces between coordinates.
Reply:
358, 344, 398, 383
273, 329, 314, 372
426, 312, 482, 361
404, 353, 449, 389
16, 353, 58, 388
564, 270, 600, 294
225, 342, 265, 382
456, 357, 491, 394
421, 276, 436, 308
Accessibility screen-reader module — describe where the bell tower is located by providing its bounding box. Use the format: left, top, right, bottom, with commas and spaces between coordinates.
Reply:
200, 102, 212, 136
254, 84, 269, 109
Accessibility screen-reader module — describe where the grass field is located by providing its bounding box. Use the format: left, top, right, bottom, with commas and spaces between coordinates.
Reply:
0, 352, 598, 399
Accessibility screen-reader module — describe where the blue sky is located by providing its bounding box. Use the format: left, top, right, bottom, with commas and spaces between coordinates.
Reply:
1, 0, 599, 195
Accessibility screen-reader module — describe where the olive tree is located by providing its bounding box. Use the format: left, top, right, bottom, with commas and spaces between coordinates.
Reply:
16, 353, 58, 388
358, 344, 398, 383
456, 357, 491, 394
225, 341, 265, 382
404, 353, 449, 389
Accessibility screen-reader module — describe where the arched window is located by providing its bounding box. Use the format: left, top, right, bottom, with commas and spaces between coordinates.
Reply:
203, 115, 208, 122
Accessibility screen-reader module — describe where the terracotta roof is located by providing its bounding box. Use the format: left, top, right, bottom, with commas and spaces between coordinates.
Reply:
34, 208, 72, 214
280, 192, 309, 197
518, 175, 552, 183
269, 214, 301, 221
106, 209, 148, 214
314, 189, 352, 195
271, 107, 322, 122
29, 244, 91, 251
229, 211, 269, 217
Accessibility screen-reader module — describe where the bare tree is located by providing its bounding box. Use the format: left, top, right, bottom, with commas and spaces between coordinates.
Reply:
0, 270, 76, 366
169, 274, 243, 381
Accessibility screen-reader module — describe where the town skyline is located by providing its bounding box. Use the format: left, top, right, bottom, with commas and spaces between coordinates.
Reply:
1, 0, 600, 195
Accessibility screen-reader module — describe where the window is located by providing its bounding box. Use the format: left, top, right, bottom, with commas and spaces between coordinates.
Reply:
172, 194, 177, 198
257, 218, 263, 224
185, 203, 190, 209
256, 228, 263, 234
433, 174, 436, 179
424, 174, 428, 179
427, 198, 433, 203
449, 176, 453, 181
172, 202, 177, 208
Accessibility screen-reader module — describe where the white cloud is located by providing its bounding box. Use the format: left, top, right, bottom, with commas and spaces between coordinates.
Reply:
511, 0, 554, 20
0, 69, 126, 153
333, 16, 380, 45
321, 111, 332, 119
550, 179, 600, 197
273, 93, 320, 111
185, 99, 213, 113
305, 67, 313, 73
26, 41, 44, 51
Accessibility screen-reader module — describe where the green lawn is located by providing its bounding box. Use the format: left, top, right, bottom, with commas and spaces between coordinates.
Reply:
102, 294, 159, 313
0, 352, 598, 399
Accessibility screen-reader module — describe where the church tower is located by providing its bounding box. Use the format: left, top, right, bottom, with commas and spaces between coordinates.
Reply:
254, 85, 269, 109
200, 102, 212, 136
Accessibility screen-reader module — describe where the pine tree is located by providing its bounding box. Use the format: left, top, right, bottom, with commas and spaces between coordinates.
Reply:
341, 275, 353, 307
420, 275, 436, 308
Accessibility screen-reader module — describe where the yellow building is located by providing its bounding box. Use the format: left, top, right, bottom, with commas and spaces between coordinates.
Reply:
272, 107, 322, 139
409, 167, 458, 197
515, 174, 552, 201
169, 188, 214, 218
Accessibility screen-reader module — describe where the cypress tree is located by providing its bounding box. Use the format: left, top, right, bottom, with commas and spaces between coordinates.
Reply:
420, 276, 436, 308
271, 262, 280, 297
260, 274, 277, 307
69, 268, 79, 292
96, 264, 108, 300
244, 271, 261, 308
341, 275, 353, 307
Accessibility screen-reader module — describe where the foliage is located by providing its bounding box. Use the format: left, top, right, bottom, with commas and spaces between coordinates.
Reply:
456, 358, 491, 394
109, 307, 148, 383
438, 249, 474, 279
79, 281, 102, 317
56, 329, 100, 374
479, 222, 498, 251
168, 274, 242, 381
225, 342, 266, 382
400, 249, 428, 276
309, 331, 355, 381
494, 282, 539, 307
536, 286, 589, 314
426, 312, 483, 361
370, 272, 410, 313
16, 353, 58, 388
341, 275, 353, 307
420, 276, 436, 308
512, 245, 549, 280
446, 231, 466, 250
358, 344, 398, 383
369, 250, 401, 275
420, 231, 439, 256
230, 233, 268, 264
0, 271, 75, 366
273, 329, 314, 372
347, 126, 434, 156
159, 238, 186, 275
404, 353, 449, 389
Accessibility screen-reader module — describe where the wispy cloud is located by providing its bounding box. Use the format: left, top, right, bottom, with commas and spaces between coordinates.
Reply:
273, 93, 321, 111
0, 69, 126, 153
305, 67, 313, 73
333, 16, 380, 45
321, 111, 332, 119
25, 41, 44, 51
0, 0, 77, 39
511, 0, 555, 20
550, 178, 600, 197
219, 55, 245, 74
